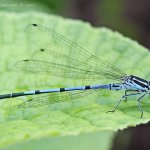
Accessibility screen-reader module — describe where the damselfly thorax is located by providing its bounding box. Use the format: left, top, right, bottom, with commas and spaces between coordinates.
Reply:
123, 75, 150, 92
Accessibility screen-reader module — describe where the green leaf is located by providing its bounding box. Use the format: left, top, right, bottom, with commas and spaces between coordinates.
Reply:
0, 12, 149, 148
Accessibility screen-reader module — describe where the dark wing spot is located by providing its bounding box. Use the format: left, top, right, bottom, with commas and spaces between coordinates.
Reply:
32, 24, 37, 26
40, 48, 45, 52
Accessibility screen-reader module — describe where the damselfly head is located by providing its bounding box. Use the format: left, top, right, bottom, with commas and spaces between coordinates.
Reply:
124, 75, 131, 83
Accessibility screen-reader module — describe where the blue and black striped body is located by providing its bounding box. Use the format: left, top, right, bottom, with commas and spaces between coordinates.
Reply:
0, 84, 119, 99
0, 75, 149, 100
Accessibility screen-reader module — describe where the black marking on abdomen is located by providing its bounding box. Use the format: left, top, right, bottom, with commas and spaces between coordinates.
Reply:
109, 84, 111, 90
60, 88, 65, 92
35, 90, 40, 94
12, 92, 25, 97
85, 85, 91, 90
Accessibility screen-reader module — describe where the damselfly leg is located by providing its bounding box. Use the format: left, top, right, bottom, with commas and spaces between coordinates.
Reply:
107, 92, 142, 114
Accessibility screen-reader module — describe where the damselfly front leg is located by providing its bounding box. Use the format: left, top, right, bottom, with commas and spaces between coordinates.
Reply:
124, 90, 139, 102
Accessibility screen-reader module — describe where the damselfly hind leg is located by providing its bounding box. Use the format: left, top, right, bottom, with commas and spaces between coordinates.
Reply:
107, 94, 126, 113
137, 92, 147, 118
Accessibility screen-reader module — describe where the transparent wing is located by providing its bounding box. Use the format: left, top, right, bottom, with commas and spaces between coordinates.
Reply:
18, 89, 99, 108
16, 24, 126, 81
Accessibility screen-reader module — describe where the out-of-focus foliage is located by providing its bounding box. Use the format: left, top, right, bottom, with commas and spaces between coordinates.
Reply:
2, 131, 114, 150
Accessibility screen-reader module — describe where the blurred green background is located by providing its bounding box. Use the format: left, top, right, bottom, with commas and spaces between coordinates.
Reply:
0, 0, 150, 150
